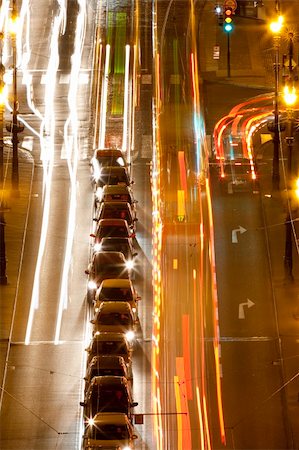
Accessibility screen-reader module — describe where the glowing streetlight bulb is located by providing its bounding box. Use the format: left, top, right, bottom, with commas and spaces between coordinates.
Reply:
284, 85, 297, 106
270, 15, 284, 33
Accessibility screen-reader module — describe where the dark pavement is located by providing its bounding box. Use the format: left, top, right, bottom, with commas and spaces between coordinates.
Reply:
200, 2, 299, 448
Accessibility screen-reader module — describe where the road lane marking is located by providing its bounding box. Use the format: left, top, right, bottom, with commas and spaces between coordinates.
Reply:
239, 298, 255, 319
232, 225, 246, 243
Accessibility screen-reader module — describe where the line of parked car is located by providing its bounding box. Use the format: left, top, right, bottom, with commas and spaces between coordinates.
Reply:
81, 148, 140, 449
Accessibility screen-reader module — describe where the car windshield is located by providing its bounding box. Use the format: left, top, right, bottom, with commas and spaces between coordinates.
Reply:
102, 209, 131, 221
98, 226, 129, 238
98, 313, 132, 326
99, 287, 133, 301
97, 172, 129, 185
88, 424, 130, 440
101, 243, 131, 259
96, 156, 125, 167
90, 388, 129, 415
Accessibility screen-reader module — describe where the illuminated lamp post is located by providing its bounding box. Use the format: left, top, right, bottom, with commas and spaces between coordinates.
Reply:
9, 0, 21, 194
0, 34, 7, 285
0, 31, 5, 186
269, 15, 284, 189
283, 85, 297, 281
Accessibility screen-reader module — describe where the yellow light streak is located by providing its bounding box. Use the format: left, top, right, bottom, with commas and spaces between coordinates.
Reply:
206, 178, 226, 444
99, 44, 110, 148
196, 386, 206, 450
122, 44, 130, 152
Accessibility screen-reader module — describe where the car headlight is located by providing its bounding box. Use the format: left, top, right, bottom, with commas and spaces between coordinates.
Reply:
93, 243, 102, 252
132, 307, 136, 313
125, 330, 135, 342
122, 446, 132, 450
88, 280, 97, 290
87, 417, 95, 427
125, 259, 134, 270
95, 186, 103, 200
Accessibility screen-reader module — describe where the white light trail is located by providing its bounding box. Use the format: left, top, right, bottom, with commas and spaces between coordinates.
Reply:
25, 6, 64, 345
54, 0, 87, 344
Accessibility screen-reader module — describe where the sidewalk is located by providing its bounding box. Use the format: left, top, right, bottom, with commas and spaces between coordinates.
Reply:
199, 4, 272, 89
0, 146, 34, 383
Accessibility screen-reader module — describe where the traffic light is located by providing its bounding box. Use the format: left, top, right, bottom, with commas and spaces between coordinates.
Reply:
223, 7, 233, 32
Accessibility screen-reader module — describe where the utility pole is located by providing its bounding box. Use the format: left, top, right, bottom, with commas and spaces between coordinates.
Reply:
284, 115, 294, 281
0, 32, 4, 186
11, 0, 19, 194
283, 30, 297, 281
0, 200, 8, 285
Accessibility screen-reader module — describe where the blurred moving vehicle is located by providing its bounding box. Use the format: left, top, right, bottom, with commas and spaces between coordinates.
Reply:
85, 251, 131, 303
91, 301, 136, 342
95, 201, 138, 230
94, 279, 141, 319
82, 412, 138, 449
80, 376, 137, 419
85, 332, 133, 366
84, 355, 131, 387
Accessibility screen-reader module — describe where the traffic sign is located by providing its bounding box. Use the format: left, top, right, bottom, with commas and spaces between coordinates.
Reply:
224, 0, 237, 11
283, 58, 297, 70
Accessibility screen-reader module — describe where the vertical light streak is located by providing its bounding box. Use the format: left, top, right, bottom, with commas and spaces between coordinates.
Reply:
25, 8, 63, 345
54, 0, 86, 344
98, 44, 110, 148
174, 375, 183, 450
182, 315, 192, 400
205, 178, 226, 444
0, 1, 9, 30
178, 151, 188, 194
93, 42, 103, 150
196, 387, 205, 450
175, 358, 192, 450
122, 44, 130, 152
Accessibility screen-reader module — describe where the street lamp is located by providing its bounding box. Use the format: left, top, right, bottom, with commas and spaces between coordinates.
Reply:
9, 0, 20, 194
0, 31, 5, 186
283, 84, 297, 281
269, 15, 284, 189
0, 29, 8, 285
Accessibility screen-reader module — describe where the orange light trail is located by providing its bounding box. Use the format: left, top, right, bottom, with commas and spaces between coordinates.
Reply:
175, 358, 192, 450
182, 314, 193, 400
206, 178, 226, 444
178, 151, 188, 195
